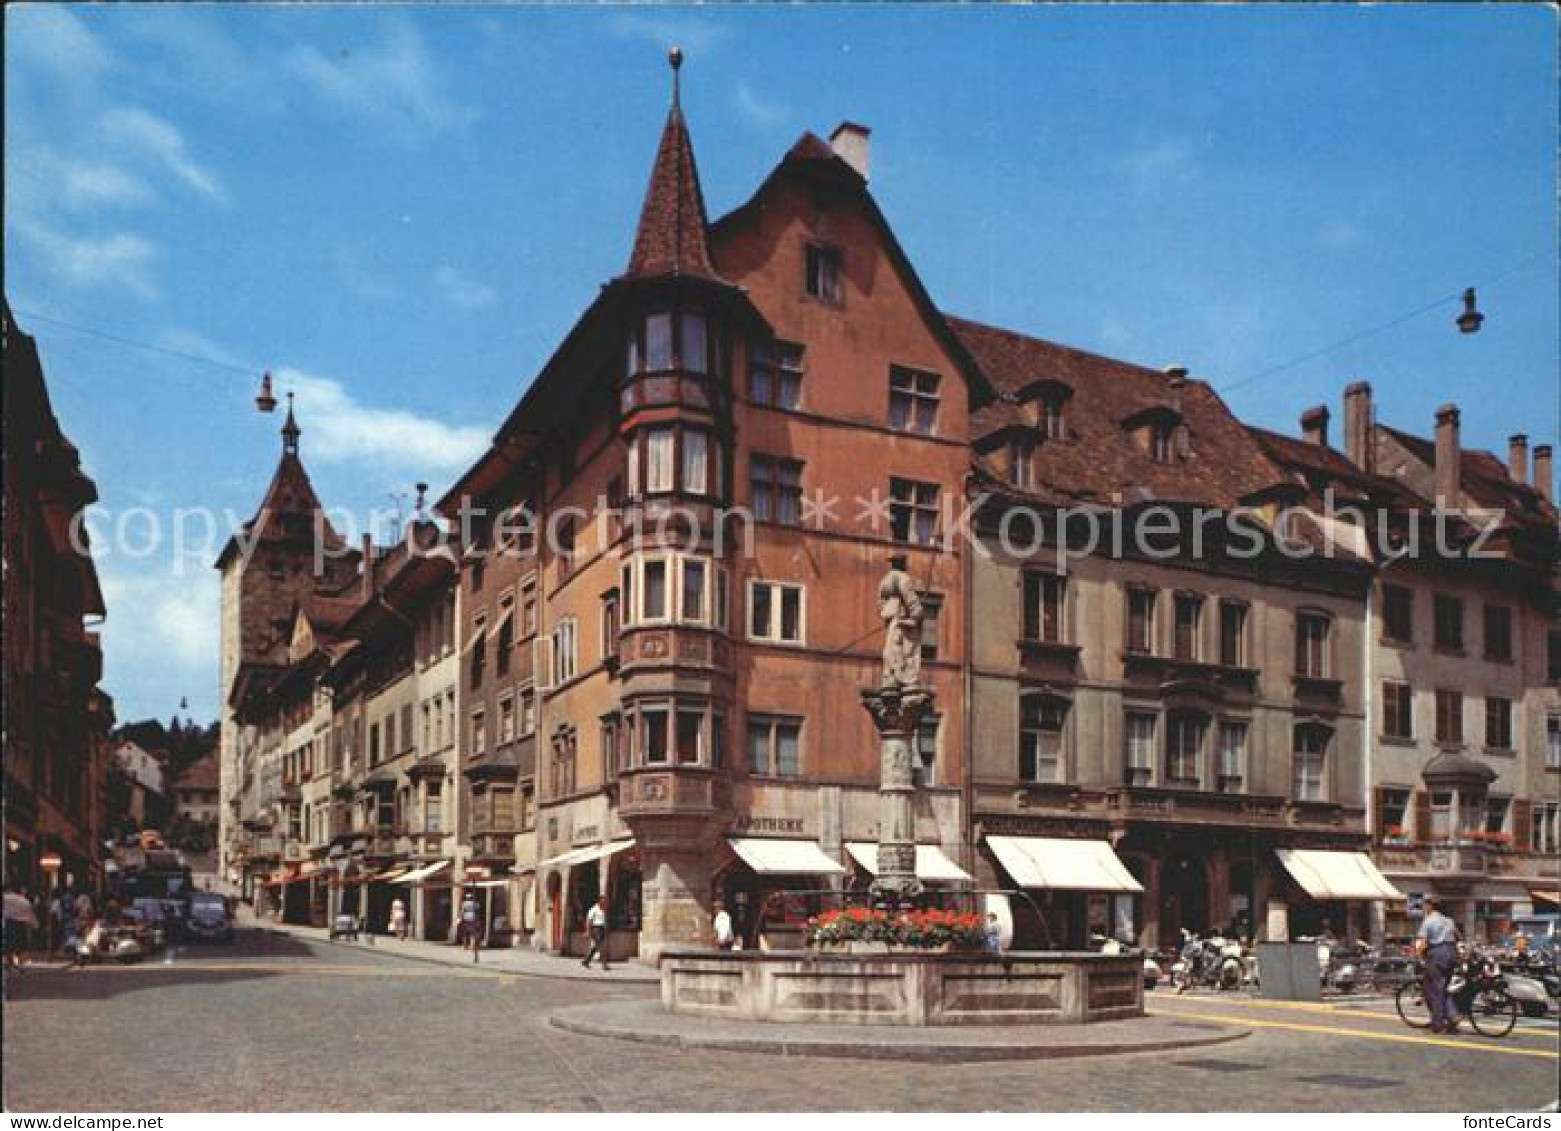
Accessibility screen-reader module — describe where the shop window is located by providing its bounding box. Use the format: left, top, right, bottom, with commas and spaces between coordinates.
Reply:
1434, 594, 1464, 652
889, 477, 939, 544
748, 714, 802, 778
1125, 712, 1155, 786
1126, 588, 1157, 655
1382, 681, 1414, 740
888, 366, 940, 434
751, 340, 804, 409
1019, 696, 1066, 783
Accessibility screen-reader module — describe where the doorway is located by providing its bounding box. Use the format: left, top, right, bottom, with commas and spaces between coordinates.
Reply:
1160, 853, 1209, 940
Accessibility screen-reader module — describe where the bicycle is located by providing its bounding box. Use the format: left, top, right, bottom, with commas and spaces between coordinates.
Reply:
1395, 953, 1519, 1037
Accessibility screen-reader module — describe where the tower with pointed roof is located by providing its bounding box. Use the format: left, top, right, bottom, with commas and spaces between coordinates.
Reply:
215, 399, 359, 880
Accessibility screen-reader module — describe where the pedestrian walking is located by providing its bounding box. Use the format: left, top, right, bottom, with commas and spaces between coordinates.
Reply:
460, 890, 481, 963
1416, 896, 1461, 1034
713, 899, 734, 951
581, 895, 610, 971
3, 884, 39, 972
389, 897, 408, 941
984, 912, 1003, 955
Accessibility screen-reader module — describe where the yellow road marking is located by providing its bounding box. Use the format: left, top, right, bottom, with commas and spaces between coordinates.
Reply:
1152, 1007, 1559, 1060
41, 962, 493, 979
1154, 995, 1561, 1044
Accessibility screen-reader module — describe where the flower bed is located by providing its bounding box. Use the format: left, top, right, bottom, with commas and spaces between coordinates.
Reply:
804, 907, 988, 950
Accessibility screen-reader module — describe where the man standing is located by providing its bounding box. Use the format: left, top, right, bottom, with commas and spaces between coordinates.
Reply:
581, 895, 610, 971
1416, 896, 1461, 1033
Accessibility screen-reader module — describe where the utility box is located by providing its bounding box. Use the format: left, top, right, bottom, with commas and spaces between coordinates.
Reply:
1256, 942, 1321, 1001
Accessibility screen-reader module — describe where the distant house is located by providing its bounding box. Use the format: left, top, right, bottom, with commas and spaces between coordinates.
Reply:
112, 739, 168, 828
172, 752, 220, 825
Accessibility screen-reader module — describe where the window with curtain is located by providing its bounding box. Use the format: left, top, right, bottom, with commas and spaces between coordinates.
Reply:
646, 427, 675, 493
682, 429, 708, 495
1019, 696, 1066, 783
1125, 713, 1155, 786
1293, 725, 1328, 802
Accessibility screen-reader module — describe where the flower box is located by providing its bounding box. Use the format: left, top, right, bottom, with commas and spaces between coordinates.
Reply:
804, 907, 987, 951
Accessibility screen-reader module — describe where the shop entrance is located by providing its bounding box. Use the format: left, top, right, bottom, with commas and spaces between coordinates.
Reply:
1160, 853, 1209, 940
547, 872, 564, 952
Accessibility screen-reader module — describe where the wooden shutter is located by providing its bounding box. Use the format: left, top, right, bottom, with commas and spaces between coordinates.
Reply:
1373, 787, 1386, 841
1513, 799, 1532, 851
1414, 790, 1433, 843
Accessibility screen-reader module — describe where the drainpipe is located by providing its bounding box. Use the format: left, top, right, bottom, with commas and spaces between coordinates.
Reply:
961, 488, 977, 881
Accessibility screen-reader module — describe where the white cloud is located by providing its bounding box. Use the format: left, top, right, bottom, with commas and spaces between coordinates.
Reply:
8, 5, 113, 84
19, 224, 158, 299
1115, 137, 1202, 194
433, 265, 497, 311
153, 328, 249, 371
278, 367, 488, 475
735, 83, 788, 130
607, 12, 727, 55
332, 247, 400, 300
98, 107, 226, 201
285, 21, 476, 140
97, 567, 219, 671
1320, 220, 1362, 250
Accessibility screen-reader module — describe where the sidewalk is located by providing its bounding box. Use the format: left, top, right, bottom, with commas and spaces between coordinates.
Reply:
247, 911, 658, 984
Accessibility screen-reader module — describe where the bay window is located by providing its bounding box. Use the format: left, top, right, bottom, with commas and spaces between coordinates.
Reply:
620, 555, 726, 629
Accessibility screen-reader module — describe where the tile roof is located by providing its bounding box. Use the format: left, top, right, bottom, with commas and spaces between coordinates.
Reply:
948, 315, 1283, 508
624, 101, 722, 282
1378, 424, 1557, 530
175, 751, 220, 792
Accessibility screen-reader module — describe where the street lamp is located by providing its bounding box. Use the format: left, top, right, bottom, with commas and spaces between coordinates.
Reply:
1456, 288, 1484, 334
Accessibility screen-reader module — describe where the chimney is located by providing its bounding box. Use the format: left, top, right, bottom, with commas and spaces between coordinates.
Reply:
360, 534, 374, 598
1434, 403, 1461, 507
1534, 445, 1553, 502
1343, 381, 1373, 471
1507, 435, 1529, 484
1300, 405, 1330, 447
829, 122, 871, 182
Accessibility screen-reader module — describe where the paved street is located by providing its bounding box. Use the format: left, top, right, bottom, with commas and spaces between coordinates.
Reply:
4, 930, 1557, 1112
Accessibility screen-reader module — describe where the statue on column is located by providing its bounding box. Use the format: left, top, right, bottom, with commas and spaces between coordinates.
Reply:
877, 554, 924, 692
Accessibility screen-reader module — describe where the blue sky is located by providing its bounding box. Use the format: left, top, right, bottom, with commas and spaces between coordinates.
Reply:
6, 4, 1555, 726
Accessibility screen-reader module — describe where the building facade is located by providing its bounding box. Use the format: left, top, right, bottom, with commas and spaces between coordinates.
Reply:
3, 302, 115, 899
213, 67, 1558, 958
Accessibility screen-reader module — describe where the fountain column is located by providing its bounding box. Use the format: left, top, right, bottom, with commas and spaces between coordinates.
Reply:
861, 685, 932, 905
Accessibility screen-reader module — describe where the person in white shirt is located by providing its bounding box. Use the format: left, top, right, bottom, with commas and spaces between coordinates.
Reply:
581, 895, 610, 971
713, 900, 734, 950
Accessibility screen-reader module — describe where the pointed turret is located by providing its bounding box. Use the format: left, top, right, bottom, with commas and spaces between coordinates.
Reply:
281, 391, 300, 455
624, 48, 722, 283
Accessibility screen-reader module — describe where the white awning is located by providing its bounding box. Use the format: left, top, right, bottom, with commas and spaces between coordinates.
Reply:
394, 860, 450, 885
1276, 849, 1404, 901
728, 837, 845, 876
536, 839, 635, 872
371, 866, 411, 883
844, 842, 972, 883
468, 878, 510, 889
985, 836, 1143, 893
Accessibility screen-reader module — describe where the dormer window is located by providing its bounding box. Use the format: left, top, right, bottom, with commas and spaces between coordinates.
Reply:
1121, 405, 1184, 464
1008, 438, 1034, 487
1040, 399, 1065, 442
1151, 422, 1174, 463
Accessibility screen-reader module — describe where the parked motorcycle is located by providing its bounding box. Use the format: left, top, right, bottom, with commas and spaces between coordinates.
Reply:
67, 923, 149, 966
1172, 930, 1250, 993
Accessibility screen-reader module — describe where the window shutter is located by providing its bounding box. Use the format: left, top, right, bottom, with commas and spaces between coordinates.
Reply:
1513, 799, 1532, 850
1414, 790, 1433, 843
1373, 787, 1385, 840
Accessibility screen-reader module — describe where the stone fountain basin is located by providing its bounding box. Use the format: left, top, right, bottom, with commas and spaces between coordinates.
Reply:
660, 949, 1144, 1026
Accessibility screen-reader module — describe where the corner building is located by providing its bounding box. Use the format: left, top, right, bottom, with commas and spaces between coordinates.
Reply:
445, 87, 984, 960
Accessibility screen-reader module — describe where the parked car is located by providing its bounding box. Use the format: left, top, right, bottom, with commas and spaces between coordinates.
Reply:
183, 892, 235, 944
329, 913, 360, 941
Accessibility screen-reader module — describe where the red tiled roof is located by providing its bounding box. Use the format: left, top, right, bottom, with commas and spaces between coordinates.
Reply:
949, 315, 1283, 508
1379, 424, 1557, 528
625, 102, 721, 282
175, 751, 220, 792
